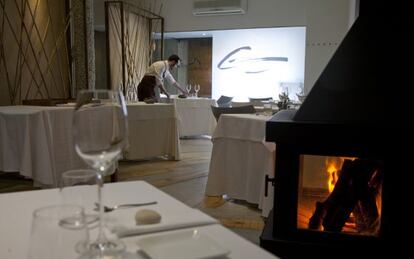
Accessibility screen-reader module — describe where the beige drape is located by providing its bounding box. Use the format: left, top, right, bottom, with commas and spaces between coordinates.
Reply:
108, 4, 123, 92
107, 2, 152, 102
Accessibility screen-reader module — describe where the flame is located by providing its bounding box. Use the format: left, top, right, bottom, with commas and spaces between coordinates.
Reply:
325, 157, 356, 193
325, 158, 342, 193
326, 163, 339, 193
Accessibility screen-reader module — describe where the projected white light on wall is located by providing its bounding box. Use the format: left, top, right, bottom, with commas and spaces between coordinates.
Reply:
212, 27, 306, 101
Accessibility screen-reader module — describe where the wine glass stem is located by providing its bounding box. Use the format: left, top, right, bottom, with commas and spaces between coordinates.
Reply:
96, 173, 107, 244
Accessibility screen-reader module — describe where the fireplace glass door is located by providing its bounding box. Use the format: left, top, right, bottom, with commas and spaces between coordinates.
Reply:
297, 155, 382, 237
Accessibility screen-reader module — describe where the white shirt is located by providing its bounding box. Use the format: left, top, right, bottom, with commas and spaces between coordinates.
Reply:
145, 60, 177, 86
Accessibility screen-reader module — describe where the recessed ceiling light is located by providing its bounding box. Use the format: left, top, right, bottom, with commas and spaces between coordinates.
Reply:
202, 33, 207, 36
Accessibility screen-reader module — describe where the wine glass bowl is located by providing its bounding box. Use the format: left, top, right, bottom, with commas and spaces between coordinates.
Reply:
73, 92, 127, 175
194, 84, 200, 98
73, 89, 128, 255
186, 84, 192, 95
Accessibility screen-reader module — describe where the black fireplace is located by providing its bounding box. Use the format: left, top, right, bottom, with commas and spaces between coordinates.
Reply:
260, 2, 412, 258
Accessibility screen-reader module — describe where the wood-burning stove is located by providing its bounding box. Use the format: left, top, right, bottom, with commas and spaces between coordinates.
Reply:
260, 1, 412, 257
261, 112, 395, 258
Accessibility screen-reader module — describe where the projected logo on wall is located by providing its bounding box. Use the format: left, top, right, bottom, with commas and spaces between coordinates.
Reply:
212, 27, 305, 101
217, 46, 288, 74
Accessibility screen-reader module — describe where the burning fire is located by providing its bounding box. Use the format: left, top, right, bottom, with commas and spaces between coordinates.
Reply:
300, 156, 382, 235
325, 157, 356, 193
325, 158, 342, 193
326, 163, 339, 193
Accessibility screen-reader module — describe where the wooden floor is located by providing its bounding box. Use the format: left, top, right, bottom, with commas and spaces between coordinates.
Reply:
118, 137, 212, 188
118, 137, 265, 244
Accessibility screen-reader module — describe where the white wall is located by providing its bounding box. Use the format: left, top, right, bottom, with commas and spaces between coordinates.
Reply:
94, 0, 306, 31
161, 0, 306, 32
303, 0, 356, 94
93, 0, 357, 94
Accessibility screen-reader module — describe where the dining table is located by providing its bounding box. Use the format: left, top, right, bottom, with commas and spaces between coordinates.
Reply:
160, 97, 217, 137
205, 113, 276, 217
0, 180, 278, 259
124, 102, 180, 160
0, 103, 181, 187
0, 106, 88, 186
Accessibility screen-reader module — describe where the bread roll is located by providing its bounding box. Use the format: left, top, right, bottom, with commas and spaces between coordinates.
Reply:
135, 209, 161, 225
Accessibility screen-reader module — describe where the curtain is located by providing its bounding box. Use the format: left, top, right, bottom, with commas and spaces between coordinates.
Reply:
107, 2, 153, 102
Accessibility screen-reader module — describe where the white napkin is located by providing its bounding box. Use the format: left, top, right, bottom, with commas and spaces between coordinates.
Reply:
106, 207, 218, 237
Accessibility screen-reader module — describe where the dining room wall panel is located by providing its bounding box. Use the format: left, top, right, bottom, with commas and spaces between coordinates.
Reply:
0, 0, 71, 105
187, 38, 212, 97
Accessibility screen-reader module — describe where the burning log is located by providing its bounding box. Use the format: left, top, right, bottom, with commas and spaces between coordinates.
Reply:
309, 201, 327, 230
354, 169, 382, 234
308, 159, 382, 233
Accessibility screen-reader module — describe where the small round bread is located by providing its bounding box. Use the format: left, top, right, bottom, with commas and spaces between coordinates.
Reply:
135, 209, 161, 225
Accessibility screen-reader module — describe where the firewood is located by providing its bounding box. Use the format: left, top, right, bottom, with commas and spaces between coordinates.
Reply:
309, 201, 327, 230
308, 159, 382, 233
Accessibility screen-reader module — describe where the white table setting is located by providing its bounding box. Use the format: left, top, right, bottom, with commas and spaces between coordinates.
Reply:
0, 180, 278, 259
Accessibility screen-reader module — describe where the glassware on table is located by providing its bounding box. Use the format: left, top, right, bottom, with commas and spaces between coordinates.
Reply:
60, 169, 98, 226
186, 84, 192, 95
28, 205, 89, 259
73, 89, 128, 256
194, 84, 200, 98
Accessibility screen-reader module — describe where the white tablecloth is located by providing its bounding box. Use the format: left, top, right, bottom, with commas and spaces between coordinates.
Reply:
205, 114, 276, 217
0, 181, 277, 259
0, 104, 181, 186
125, 102, 180, 160
0, 106, 88, 186
161, 97, 217, 137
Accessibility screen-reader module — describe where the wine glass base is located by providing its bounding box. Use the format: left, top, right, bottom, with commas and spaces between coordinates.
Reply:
81, 239, 126, 258
91, 239, 126, 253
79, 251, 137, 259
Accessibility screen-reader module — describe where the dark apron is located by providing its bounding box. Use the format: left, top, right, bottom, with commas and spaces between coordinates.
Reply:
137, 75, 156, 101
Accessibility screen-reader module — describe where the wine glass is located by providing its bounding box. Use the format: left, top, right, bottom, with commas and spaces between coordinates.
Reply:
60, 169, 99, 226
73, 89, 128, 256
186, 84, 192, 95
194, 84, 200, 98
